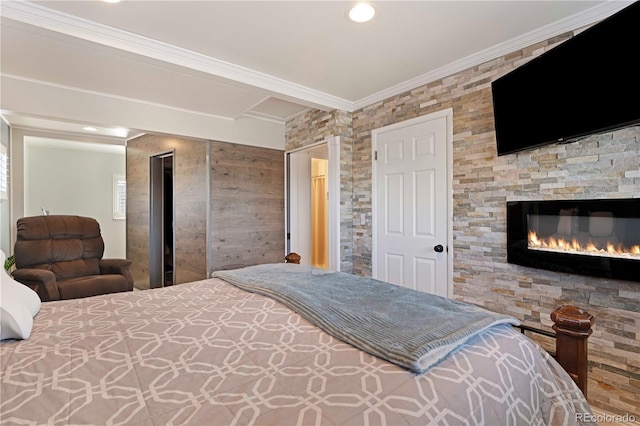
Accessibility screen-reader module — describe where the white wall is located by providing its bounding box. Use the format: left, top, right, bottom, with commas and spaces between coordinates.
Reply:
24, 137, 126, 258
0, 119, 10, 255
2, 75, 285, 151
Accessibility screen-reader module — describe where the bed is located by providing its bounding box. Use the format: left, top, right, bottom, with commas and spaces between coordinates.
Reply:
1, 261, 595, 425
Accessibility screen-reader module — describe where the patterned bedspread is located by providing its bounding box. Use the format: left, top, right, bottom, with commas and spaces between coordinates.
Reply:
212, 263, 519, 374
1, 278, 594, 425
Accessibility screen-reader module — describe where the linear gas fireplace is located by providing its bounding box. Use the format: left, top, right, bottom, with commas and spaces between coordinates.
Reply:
507, 198, 640, 282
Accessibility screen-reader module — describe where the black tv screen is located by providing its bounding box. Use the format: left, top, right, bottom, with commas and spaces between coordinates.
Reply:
492, 1, 640, 156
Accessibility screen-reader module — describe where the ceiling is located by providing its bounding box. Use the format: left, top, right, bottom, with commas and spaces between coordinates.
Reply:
0, 0, 631, 142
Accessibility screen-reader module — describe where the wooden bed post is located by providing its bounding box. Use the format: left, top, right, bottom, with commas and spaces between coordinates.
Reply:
550, 305, 594, 397
285, 252, 301, 264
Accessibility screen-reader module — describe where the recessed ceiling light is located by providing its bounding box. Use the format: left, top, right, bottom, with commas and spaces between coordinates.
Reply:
348, 2, 376, 23
102, 0, 122, 3
83, 126, 98, 132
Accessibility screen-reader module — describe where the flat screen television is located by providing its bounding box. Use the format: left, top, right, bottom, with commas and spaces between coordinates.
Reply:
492, 1, 640, 156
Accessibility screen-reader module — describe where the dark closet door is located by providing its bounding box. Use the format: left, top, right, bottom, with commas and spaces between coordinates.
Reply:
149, 151, 175, 288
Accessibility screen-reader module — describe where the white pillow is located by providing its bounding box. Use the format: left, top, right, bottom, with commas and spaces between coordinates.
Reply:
0, 250, 41, 340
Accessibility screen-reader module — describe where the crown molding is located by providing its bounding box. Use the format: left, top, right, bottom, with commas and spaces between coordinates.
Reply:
352, 1, 632, 111
1, 0, 354, 112
1, 73, 237, 121
242, 111, 286, 124
2, 0, 631, 115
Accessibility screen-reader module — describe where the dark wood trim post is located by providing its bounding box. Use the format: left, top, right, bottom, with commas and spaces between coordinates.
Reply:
551, 305, 594, 397
285, 252, 301, 264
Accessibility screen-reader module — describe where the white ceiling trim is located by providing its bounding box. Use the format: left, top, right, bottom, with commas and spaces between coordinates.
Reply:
237, 96, 309, 124
8, 123, 128, 143
3, 0, 632, 116
1, 73, 237, 121
237, 96, 279, 121
243, 110, 299, 124
353, 0, 632, 111
1, 0, 352, 112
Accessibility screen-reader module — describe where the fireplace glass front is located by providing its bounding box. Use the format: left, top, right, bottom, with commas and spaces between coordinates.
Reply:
507, 199, 640, 282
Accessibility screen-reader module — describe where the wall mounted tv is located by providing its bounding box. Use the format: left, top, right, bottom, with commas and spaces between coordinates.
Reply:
492, 1, 640, 156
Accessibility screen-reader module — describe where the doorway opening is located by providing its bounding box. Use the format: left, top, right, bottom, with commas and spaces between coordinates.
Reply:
286, 138, 340, 270
311, 157, 329, 268
150, 151, 175, 288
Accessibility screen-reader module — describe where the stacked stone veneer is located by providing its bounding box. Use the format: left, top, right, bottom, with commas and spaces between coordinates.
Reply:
286, 32, 640, 416
286, 110, 355, 272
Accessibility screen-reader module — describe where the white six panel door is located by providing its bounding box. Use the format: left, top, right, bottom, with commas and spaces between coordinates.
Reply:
374, 114, 449, 297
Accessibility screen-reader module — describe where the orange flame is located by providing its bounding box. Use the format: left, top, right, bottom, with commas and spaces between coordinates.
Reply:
528, 231, 640, 259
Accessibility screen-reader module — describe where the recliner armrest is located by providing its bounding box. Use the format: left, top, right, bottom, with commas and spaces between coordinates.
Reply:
99, 259, 134, 289
11, 268, 60, 301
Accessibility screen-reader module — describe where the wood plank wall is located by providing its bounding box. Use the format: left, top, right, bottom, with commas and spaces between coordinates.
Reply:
126, 134, 208, 289
209, 141, 285, 271
126, 135, 285, 288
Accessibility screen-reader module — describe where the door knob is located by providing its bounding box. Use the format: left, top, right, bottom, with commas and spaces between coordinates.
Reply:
434, 244, 444, 253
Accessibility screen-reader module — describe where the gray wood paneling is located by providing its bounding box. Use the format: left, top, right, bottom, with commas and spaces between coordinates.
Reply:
126, 134, 207, 289
127, 135, 285, 288
209, 141, 285, 271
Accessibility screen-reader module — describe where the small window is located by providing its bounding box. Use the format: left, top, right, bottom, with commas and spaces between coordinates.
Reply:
113, 174, 126, 220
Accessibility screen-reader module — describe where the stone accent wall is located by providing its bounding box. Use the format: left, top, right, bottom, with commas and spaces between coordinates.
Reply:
285, 33, 640, 416
286, 109, 354, 272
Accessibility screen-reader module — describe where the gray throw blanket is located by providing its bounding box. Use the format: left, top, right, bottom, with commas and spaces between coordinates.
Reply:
211, 263, 519, 374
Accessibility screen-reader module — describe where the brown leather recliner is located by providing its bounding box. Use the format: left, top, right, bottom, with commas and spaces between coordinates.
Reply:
12, 215, 133, 302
